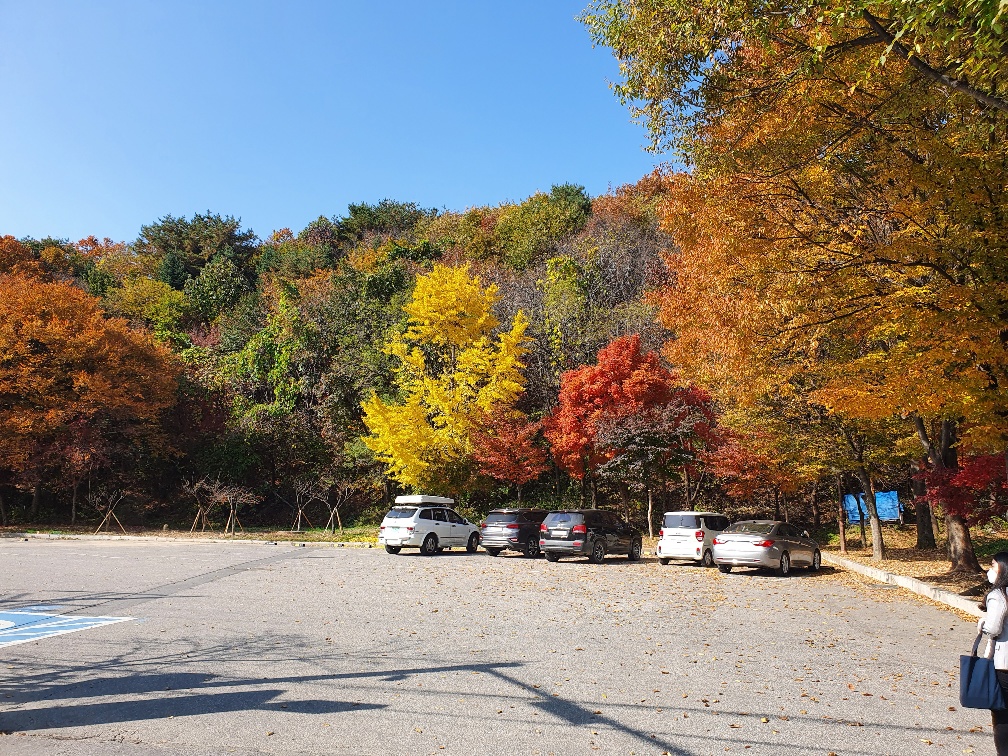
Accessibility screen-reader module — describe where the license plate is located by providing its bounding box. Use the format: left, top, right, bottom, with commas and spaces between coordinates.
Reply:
551, 530, 567, 538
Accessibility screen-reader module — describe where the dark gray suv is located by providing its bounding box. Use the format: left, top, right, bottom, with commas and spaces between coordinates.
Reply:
539, 509, 643, 563
480, 508, 548, 557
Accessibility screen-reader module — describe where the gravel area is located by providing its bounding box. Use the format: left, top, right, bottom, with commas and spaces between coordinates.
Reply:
0, 538, 994, 755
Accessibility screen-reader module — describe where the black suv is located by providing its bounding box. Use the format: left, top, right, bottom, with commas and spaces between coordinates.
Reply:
539, 509, 643, 563
480, 508, 548, 558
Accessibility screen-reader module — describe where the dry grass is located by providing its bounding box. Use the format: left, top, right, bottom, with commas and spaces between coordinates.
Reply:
822, 523, 1008, 597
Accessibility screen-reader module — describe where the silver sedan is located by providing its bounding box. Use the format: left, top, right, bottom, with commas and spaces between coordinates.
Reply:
711, 520, 821, 576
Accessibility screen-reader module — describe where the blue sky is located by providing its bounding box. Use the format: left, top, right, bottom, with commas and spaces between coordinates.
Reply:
0, 1, 661, 243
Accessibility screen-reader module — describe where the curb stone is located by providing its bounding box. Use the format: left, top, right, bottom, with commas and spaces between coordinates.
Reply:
2, 532, 377, 549
823, 552, 982, 618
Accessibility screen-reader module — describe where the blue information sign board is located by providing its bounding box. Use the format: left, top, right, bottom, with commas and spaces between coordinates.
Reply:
843, 491, 901, 524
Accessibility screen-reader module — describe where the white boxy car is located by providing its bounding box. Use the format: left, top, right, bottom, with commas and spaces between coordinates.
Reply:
655, 511, 730, 568
378, 495, 481, 556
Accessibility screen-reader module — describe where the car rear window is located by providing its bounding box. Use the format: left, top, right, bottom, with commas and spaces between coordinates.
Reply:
387, 507, 417, 519
486, 512, 520, 524
724, 521, 774, 535
663, 514, 699, 529
544, 512, 583, 527
703, 516, 730, 531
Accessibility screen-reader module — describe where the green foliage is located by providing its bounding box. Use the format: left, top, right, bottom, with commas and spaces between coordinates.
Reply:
139, 213, 258, 289
105, 277, 191, 344
338, 200, 437, 246
184, 254, 250, 323
256, 229, 331, 278
495, 185, 593, 269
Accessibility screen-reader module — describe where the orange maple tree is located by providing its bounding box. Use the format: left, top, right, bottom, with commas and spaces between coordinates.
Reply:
0, 238, 179, 515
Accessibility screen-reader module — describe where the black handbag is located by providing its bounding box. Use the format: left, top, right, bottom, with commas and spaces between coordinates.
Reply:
960, 630, 1007, 709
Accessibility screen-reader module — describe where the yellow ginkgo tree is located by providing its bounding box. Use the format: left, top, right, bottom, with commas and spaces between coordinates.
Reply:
362, 263, 529, 492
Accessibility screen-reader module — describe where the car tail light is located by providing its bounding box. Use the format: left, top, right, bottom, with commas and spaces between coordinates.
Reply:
379, 525, 385, 530
695, 530, 704, 541
540, 522, 548, 532
753, 539, 774, 548
572, 524, 587, 535
405, 526, 414, 532
713, 536, 723, 545
480, 521, 486, 529
506, 523, 521, 530
659, 528, 664, 537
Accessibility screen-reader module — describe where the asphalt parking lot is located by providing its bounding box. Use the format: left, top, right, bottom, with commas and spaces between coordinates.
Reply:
0, 537, 991, 755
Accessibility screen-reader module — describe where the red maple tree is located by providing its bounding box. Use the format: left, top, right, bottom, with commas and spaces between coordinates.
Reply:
544, 334, 676, 480
470, 412, 549, 498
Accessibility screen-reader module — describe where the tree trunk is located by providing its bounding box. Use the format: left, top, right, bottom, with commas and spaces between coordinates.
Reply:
516, 484, 522, 505
853, 468, 885, 560
913, 415, 979, 571
682, 467, 693, 510
945, 514, 981, 573
773, 489, 780, 520
31, 485, 41, 522
836, 475, 847, 555
811, 481, 821, 529
646, 486, 653, 538
857, 497, 867, 550
71, 482, 78, 525
617, 482, 630, 522
781, 492, 789, 523
911, 461, 936, 549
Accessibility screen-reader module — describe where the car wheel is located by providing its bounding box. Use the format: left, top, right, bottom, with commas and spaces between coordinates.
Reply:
702, 549, 715, 568
718, 564, 732, 573
809, 549, 822, 572
384, 545, 401, 554
627, 539, 642, 561
420, 533, 438, 556
466, 532, 479, 553
545, 552, 560, 562
589, 540, 606, 564
659, 557, 670, 566
524, 537, 540, 558
777, 552, 791, 576
486, 548, 502, 557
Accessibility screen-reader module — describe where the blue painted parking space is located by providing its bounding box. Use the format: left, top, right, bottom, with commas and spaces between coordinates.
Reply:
0, 610, 132, 649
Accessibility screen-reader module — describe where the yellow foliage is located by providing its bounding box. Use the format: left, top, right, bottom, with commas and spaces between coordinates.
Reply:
362, 263, 529, 491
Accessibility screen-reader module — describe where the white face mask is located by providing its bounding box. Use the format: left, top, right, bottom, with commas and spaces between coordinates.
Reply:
990, 567, 1000, 585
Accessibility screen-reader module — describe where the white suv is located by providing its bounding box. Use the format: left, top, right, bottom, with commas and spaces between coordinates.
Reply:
656, 511, 730, 567
378, 495, 480, 556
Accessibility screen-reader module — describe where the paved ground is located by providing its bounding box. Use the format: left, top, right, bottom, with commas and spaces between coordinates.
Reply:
0, 537, 992, 755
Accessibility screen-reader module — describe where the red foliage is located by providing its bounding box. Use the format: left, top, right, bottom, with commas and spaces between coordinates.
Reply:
918, 453, 1008, 525
470, 413, 548, 487
544, 334, 679, 479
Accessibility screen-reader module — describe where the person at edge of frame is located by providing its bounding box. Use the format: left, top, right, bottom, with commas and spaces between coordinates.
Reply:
979, 551, 1008, 755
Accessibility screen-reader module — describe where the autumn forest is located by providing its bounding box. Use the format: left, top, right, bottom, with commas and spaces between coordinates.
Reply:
2, 1, 1006, 574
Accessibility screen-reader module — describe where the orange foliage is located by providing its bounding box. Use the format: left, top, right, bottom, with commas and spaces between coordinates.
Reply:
0, 265, 180, 485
